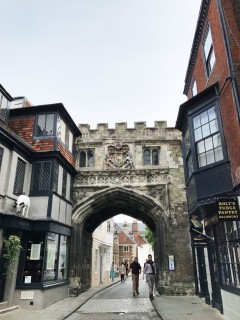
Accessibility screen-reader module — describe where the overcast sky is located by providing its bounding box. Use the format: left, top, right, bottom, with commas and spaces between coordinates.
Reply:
1, 0, 201, 130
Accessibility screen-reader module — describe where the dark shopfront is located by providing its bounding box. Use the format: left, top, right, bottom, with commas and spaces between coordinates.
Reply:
0, 213, 71, 308
190, 198, 240, 314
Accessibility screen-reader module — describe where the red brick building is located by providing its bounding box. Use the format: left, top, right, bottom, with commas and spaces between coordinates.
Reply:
176, 1, 240, 319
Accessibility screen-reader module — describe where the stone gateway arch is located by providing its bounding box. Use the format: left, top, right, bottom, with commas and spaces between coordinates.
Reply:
70, 121, 194, 294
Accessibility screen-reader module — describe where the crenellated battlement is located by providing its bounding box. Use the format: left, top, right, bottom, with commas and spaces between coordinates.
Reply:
78, 121, 181, 142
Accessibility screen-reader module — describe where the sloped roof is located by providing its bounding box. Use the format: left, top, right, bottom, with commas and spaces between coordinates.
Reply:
117, 222, 146, 233
118, 230, 135, 245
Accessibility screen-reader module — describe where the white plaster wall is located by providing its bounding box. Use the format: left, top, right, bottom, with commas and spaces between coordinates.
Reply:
138, 243, 154, 268
29, 196, 48, 219
91, 220, 114, 287
13, 285, 68, 310
58, 166, 63, 195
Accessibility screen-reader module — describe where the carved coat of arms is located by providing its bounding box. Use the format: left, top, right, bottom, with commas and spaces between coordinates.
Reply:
105, 142, 134, 170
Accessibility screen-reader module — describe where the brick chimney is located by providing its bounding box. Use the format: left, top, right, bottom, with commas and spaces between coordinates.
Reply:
132, 220, 138, 241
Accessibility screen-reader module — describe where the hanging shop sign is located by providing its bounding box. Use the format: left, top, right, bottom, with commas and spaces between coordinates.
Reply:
217, 198, 240, 221
193, 235, 208, 247
190, 219, 208, 247
204, 215, 219, 228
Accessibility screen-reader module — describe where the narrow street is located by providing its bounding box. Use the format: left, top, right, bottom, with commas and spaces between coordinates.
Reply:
66, 276, 160, 320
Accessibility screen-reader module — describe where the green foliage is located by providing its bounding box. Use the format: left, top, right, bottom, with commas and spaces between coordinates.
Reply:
145, 227, 153, 248
3, 235, 21, 278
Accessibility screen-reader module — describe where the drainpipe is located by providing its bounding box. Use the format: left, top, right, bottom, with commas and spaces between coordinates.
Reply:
217, 0, 240, 120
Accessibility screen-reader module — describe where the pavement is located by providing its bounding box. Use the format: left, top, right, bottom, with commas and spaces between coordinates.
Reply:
0, 278, 227, 320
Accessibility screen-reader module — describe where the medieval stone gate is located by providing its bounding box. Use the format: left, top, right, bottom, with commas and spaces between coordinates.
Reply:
71, 121, 194, 294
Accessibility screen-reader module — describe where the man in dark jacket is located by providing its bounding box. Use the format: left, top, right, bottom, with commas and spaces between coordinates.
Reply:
130, 257, 142, 296
143, 254, 156, 300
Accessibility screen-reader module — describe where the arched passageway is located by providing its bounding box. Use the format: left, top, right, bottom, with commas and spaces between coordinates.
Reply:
70, 186, 194, 294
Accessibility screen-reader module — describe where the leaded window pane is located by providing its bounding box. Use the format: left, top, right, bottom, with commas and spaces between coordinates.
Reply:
13, 159, 26, 194
152, 149, 159, 165
80, 151, 86, 167
36, 114, 55, 136
88, 151, 94, 167
42, 162, 51, 190
31, 161, 52, 191
144, 150, 151, 165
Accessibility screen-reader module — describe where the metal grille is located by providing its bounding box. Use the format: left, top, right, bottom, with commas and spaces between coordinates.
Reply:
31, 161, 52, 191
233, 0, 240, 29
13, 158, 26, 194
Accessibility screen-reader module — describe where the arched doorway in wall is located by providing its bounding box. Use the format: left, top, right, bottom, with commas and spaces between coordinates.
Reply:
70, 186, 194, 295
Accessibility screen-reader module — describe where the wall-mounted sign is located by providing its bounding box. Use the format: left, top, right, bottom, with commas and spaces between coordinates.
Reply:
30, 243, 41, 260
193, 235, 208, 247
168, 255, 175, 270
217, 198, 240, 221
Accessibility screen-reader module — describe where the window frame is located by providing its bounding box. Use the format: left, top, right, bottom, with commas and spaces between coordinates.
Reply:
203, 24, 216, 78
35, 113, 56, 138
123, 246, 129, 252
191, 80, 197, 97
62, 169, 67, 198
79, 149, 95, 168
143, 147, 160, 166
192, 105, 224, 169
31, 160, 53, 192
13, 158, 26, 195
19, 232, 69, 286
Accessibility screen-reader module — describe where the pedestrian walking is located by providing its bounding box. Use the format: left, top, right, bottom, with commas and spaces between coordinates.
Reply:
125, 262, 129, 276
142, 259, 148, 280
143, 254, 156, 300
129, 257, 141, 296
119, 262, 126, 283
110, 261, 117, 282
